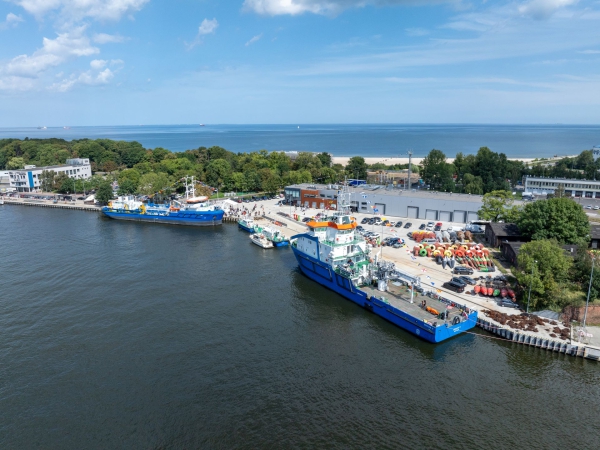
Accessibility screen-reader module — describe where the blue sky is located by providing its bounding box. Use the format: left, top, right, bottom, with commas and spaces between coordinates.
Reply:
0, 0, 599, 125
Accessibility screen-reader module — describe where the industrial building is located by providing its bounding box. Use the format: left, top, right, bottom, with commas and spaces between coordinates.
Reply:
523, 176, 600, 198
284, 183, 484, 223
0, 158, 92, 192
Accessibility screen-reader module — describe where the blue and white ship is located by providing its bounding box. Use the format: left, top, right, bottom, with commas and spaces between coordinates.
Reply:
102, 177, 224, 226
262, 226, 289, 247
238, 217, 256, 233
290, 187, 477, 343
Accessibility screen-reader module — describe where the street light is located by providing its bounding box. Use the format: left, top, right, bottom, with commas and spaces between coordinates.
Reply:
527, 260, 537, 313
583, 254, 595, 330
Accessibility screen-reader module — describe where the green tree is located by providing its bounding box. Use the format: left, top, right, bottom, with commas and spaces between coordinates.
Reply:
571, 249, 600, 303
205, 159, 232, 188
463, 173, 484, 195
317, 152, 332, 167
95, 180, 114, 204
345, 156, 368, 180
117, 179, 138, 195
421, 149, 455, 191
478, 190, 521, 222
39, 170, 56, 192
6, 157, 25, 169
138, 172, 171, 196
262, 172, 282, 193
517, 197, 590, 244
514, 239, 576, 310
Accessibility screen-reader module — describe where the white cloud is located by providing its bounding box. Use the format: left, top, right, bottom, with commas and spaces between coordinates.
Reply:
9, 0, 149, 22
92, 33, 127, 44
1, 12, 24, 29
578, 49, 600, 54
198, 18, 218, 35
186, 18, 219, 49
245, 33, 263, 46
52, 67, 115, 91
243, 0, 456, 16
518, 0, 578, 20
90, 59, 107, 70
2, 27, 98, 78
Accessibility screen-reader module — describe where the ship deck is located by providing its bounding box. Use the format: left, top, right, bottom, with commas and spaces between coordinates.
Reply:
361, 282, 466, 325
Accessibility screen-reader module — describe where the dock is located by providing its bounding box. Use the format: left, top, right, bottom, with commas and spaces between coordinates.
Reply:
2, 198, 101, 212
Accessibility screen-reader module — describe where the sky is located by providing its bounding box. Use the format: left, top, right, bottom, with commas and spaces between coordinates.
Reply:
0, 0, 599, 126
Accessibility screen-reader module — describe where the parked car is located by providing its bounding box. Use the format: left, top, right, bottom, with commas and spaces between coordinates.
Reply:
451, 277, 468, 287
443, 281, 465, 293
382, 220, 390, 226
458, 276, 476, 285
419, 224, 426, 230
302, 217, 311, 223
356, 226, 364, 232
453, 266, 474, 275
394, 221, 403, 228
498, 299, 519, 309
361, 218, 369, 224
404, 222, 412, 229
585, 205, 592, 209
392, 242, 405, 249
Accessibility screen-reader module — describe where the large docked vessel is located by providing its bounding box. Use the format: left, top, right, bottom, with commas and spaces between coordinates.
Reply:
102, 177, 224, 226
290, 188, 477, 343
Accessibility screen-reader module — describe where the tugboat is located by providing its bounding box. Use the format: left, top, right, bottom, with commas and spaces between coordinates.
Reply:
290, 184, 477, 343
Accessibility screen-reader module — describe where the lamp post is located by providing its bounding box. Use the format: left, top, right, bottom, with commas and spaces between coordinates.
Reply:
527, 260, 537, 313
583, 255, 595, 330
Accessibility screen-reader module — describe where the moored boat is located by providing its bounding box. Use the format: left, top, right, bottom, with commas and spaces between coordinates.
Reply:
290, 185, 477, 343
238, 217, 256, 232
261, 226, 289, 247
249, 233, 274, 249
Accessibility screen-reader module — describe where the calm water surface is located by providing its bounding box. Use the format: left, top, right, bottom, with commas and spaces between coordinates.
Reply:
1, 124, 599, 157
0, 206, 599, 449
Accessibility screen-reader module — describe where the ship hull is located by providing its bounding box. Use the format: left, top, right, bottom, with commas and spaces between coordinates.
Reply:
291, 246, 477, 343
238, 223, 255, 232
102, 209, 223, 226
273, 241, 290, 247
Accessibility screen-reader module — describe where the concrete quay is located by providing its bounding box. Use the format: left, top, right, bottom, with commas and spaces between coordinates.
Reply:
2, 197, 101, 212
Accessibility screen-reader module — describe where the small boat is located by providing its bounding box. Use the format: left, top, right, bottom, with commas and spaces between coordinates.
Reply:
250, 233, 274, 249
493, 289, 500, 297
0, 199, 4, 205
474, 285, 481, 294
261, 226, 289, 247
500, 288, 508, 298
238, 217, 255, 233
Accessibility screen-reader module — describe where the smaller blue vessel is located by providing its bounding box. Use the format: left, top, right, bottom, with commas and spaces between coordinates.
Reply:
262, 226, 290, 247
238, 217, 256, 232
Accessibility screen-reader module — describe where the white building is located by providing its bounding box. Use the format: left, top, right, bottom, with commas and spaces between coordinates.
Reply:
523, 176, 600, 198
0, 158, 92, 192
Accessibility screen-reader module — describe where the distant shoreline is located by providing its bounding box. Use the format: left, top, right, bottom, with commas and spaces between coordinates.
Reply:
331, 155, 578, 166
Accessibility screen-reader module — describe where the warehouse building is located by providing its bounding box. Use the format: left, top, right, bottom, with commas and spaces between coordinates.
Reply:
523, 176, 600, 198
284, 183, 485, 223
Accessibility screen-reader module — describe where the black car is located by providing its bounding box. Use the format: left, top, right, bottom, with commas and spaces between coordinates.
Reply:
302, 217, 312, 223
419, 224, 426, 230
498, 299, 519, 309
356, 226, 364, 231
434, 225, 442, 231
453, 266, 474, 275
394, 221, 403, 228
459, 276, 476, 285
367, 218, 376, 225
382, 220, 390, 226
404, 222, 412, 229
443, 281, 465, 293
361, 218, 369, 224
451, 277, 468, 287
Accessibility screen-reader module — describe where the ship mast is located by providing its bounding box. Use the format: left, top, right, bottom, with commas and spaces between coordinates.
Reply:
184, 176, 196, 200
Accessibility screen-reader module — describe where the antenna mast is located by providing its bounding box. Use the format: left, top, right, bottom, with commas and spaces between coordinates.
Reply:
406, 150, 413, 190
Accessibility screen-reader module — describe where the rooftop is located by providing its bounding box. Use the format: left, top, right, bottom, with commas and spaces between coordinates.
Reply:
487, 222, 523, 237
285, 183, 487, 203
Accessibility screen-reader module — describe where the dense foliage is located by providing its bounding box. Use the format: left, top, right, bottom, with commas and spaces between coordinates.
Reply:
0, 138, 345, 195
477, 190, 521, 222
516, 197, 590, 245
514, 240, 583, 311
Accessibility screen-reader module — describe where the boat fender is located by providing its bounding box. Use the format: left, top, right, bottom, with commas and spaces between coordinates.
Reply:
453, 316, 461, 325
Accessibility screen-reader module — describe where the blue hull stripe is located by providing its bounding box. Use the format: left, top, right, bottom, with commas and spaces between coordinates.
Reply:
291, 246, 477, 343
238, 224, 254, 232
102, 210, 223, 226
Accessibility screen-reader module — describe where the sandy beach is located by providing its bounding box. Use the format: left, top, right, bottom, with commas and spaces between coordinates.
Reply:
331, 156, 544, 166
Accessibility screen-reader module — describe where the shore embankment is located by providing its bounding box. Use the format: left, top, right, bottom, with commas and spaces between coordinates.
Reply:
330, 155, 577, 167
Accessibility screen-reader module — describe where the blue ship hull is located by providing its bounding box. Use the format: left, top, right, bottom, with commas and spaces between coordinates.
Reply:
273, 241, 290, 247
238, 223, 255, 232
291, 246, 477, 343
102, 209, 223, 226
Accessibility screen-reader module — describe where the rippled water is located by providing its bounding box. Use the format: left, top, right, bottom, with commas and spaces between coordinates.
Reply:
1, 206, 599, 449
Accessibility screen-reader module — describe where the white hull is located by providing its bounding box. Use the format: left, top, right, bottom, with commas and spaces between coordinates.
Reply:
250, 234, 274, 248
